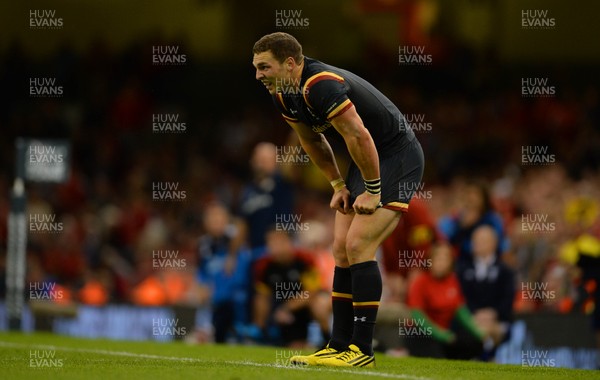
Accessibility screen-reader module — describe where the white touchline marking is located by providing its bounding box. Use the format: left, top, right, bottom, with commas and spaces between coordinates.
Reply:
0, 341, 433, 380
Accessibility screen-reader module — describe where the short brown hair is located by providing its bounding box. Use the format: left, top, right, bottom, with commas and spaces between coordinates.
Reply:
252, 32, 303, 64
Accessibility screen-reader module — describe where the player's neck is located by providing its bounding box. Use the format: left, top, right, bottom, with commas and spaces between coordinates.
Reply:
291, 59, 304, 80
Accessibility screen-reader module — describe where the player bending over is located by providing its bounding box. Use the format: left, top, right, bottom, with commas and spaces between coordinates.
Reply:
252, 32, 424, 368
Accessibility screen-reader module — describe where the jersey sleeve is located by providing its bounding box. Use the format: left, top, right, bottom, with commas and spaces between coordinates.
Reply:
303, 71, 353, 120
272, 93, 299, 123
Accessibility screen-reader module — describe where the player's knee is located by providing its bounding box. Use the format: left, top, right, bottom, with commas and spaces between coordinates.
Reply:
332, 239, 349, 267
345, 236, 366, 260
345, 236, 375, 264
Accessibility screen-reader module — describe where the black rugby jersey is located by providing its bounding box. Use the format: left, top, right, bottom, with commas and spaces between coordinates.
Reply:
272, 57, 415, 158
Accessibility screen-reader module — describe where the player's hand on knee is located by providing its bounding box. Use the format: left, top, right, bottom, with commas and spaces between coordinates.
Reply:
353, 192, 381, 215
330, 187, 352, 214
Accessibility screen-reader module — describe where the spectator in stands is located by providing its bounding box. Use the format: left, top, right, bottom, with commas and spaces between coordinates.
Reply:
457, 225, 515, 359
406, 242, 484, 359
438, 180, 505, 263
239, 142, 294, 258
559, 198, 600, 361
198, 202, 250, 343
381, 198, 439, 300
251, 228, 326, 348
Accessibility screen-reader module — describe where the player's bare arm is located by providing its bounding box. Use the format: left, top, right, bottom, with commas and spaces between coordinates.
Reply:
286, 119, 352, 214
285, 120, 341, 182
329, 105, 381, 215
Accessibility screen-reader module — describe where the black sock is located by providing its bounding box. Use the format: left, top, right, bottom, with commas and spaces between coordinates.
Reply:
350, 261, 382, 356
329, 266, 353, 351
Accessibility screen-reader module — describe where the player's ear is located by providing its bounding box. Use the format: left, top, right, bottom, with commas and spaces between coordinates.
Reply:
285, 57, 294, 71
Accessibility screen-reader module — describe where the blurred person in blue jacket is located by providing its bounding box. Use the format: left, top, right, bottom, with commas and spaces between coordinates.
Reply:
198, 202, 250, 343
239, 142, 294, 258
439, 180, 506, 264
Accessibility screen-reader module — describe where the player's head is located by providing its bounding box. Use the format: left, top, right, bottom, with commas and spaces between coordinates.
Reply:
252, 32, 304, 95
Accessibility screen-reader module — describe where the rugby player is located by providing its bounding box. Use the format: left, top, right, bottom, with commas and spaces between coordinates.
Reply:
252, 32, 424, 367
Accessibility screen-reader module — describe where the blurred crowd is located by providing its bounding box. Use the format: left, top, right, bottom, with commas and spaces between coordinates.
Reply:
0, 36, 599, 360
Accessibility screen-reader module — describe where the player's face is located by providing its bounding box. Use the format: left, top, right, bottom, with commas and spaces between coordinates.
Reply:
253, 51, 287, 95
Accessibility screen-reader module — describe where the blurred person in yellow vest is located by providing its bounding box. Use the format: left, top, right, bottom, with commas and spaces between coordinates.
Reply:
559, 197, 600, 357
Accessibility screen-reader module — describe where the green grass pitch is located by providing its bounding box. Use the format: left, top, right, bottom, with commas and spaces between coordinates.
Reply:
0, 332, 597, 380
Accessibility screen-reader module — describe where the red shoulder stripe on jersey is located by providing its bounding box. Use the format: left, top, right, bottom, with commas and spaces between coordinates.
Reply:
302, 71, 345, 109
327, 99, 353, 120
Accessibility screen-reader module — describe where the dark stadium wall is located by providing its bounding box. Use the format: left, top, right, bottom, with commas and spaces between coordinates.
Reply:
497, 0, 600, 63
3, 0, 599, 64
0, 0, 231, 60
